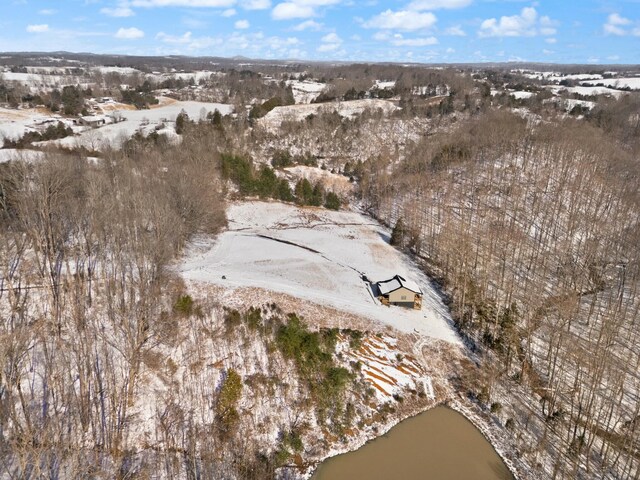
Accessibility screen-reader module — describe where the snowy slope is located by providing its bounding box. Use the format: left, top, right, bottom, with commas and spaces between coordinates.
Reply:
179, 201, 460, 344
48, 98, 233, 150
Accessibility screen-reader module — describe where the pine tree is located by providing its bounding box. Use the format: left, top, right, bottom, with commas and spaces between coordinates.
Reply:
324, 191, 341, 210
390, 217, 405, 246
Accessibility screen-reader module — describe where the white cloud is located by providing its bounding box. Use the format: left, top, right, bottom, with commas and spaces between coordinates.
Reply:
444, 25, 465, 36
101, 6, 135, 17
38, 9, 56, 15
182, 16, 208, 27
272, 0, 340, 20
131, 0, 235, 7
293, 19, 322, 30
157, 31, 193, 43
539, 16, 556, 35
545, 37, 556, 44
26, 24, 49, 33
604, 13, 633, 36
364, 10, 437, 31
321, 32, 340, 42
235, 19, 250, 28
156, 30, 226, 49
272, 2, 315, 19
608, 13, 631, 26
222, 8, 237, 16
241, 0, 271, 9
390, 34, 438, 46
115, 27, 145, 38
479, 7, 556, 37
318, 43, 340, 51
318, 32, 342, 52
407, 0, 471, 10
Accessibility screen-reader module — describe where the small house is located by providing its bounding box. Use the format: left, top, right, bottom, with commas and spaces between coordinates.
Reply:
377, 275, 423, 310
76, 115, 107, 128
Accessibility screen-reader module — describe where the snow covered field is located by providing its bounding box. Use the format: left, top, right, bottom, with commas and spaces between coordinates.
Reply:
286, 79, 326, 104
549, 85, 624, 98
179, 201, 460, 344
581, 77, 640, 90
259, 99, 399, 129
49, 98, 233, 149
0, 148, 44, 163
0, 106, 67, 141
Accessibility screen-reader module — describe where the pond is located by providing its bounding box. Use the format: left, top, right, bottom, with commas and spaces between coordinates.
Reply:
312, 406, 514, 480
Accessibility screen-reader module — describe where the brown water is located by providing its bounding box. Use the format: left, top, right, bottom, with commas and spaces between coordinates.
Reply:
312, 406, 513, 480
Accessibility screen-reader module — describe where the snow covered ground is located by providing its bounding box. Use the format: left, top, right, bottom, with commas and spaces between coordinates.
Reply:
283, 165, 354, 195
374, 80, 396, 90
580, 77, 640, 90
0, 148, 44, 163
509, 91, 534, 99
516, 70, 603, 82
0, 107, 66, 140
46, 98, 233, 150
286, 79, 326, 104
179, 201, 460, 344
0, 71, 89, 92
259, 99, 399, 129
548, 85, 624, 98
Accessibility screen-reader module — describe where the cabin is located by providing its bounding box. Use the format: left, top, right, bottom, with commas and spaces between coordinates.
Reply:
376, 275, 423, 310
75, 115, 107, 128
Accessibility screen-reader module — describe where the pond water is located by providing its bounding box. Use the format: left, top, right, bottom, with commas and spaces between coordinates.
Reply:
312, 406, 513, 480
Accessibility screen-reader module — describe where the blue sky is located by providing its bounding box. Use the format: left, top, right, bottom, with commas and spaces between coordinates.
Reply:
2, 0, 639, 63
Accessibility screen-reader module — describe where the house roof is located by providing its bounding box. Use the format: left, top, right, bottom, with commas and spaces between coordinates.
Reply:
80, 115, 106, 122
377, 275, 423, 295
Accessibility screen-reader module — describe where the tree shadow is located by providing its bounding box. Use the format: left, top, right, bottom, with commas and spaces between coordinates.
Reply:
377, 230, 391, 244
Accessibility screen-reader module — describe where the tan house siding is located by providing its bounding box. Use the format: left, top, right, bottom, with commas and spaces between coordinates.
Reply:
388, 287, 418, 304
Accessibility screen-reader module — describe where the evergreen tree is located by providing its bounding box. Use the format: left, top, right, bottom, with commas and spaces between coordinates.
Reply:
324, 191, 340, 210
310, 182, 324, 206
294, 178, 313, 205
277, 179, 294, 202
390, 217, 405, 246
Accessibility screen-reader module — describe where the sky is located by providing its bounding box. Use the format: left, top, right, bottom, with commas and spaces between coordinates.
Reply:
1, 0, 639, 63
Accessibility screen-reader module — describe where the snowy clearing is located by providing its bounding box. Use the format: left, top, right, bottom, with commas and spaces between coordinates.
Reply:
510, 91, 534, 99
580, 77, 640, 90
259, 99, 399, 129
0, 148, 44, 163
282, 165, 354, 195
374, 80, 396, 90
286, 80, 326, 104
47, 98, 233, 150
548, 85, 625, 98
179, 201, 460, 344
0, 106, 64, 140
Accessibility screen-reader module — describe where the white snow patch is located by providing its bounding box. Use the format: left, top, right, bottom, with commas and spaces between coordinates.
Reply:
510, 91, 534, 99
259, 99, 399, 129
580, 77, 640, 90
374, 80, 396, 90
548, 85, 625, 98
0, 148, 44, 163
48, 99, 233, 150
286, 80, 326, 104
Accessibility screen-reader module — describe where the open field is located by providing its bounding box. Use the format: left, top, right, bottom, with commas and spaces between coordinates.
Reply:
179, 200, 460, 344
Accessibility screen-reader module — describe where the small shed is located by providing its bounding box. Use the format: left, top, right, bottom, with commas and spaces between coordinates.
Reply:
377, 275, 423, 310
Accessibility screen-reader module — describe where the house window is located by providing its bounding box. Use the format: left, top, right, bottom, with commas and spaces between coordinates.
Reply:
401, 295, 407, 300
